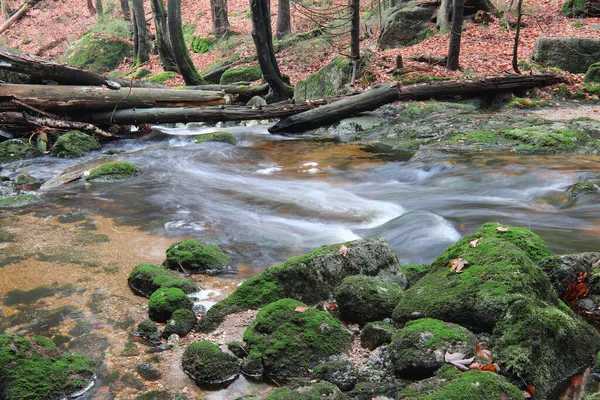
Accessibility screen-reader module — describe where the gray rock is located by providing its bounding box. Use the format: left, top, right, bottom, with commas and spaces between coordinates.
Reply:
378, 1, 436, 49
358, 346, 396, 383
538, 252, 600, 297
246, 96, 267, 107
360, 321, 395, 350
312, 360, 358, 391
533, 37, 600, 73
137, 363, 161, 380
167, 334, 180, 347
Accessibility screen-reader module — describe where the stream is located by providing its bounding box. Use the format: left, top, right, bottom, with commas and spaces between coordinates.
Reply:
1, 123, 600, 399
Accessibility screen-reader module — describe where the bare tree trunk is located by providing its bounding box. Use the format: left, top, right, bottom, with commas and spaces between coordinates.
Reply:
437, 0, 452, 33
1, 0, 12, 21
0, 0, 42, 34
211, 0, 230, 36
512, 0, 524, 73
167, 0, 204, 85
150, 0, 178, 72
121, 0, 131, 21
250, 0, 292, 102
446, 0, 464, 71
87, 0, 96, 15
132, 0, 150, 65
349, 0, 360, 86
95, 0, 103, 15
276, 0, 291, 40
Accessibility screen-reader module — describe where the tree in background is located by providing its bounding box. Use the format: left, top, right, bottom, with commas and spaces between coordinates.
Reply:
1, 0, 11, 20
121, 0, 131, 22
168, 0, 204, 85
211, 0, 230, 36
150, 0, 178, 72
446, 0, 464, 70
276, 0, 291, 40
87, 0, 96, 15
512, 0, 524, 73
95, 0, 103, 16
349, 0, 360, 84
132, 0, 150, 65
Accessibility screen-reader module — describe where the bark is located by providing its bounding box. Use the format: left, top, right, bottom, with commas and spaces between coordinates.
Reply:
95, 0, 103, 15
269, 74, 566, 134
276, 0, 291, 40
1, 0, 11, 21
447, 0, 465, 71
437, 0, 452, 33
0, 48, 164, 88
183, 83, 269, 101
168, 0, 204, 85
132, 0, 150, 65
250, 0, 292, 102
211, 0, 230, 36
512, 0, 524, 74
121, 0, 131, 21
87, 0, 96, 15
0, 0, 42, 35
0, 84, 227, 111
150, 0, 178, 72
349, 0, 360, 85
24, 114, 113, 137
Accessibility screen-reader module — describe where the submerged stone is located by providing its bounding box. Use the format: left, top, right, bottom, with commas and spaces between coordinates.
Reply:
0, 194, 40, 209
182, 341, 239, 385
193, 132, 237, 145
85, 161, 140, 181
0, 139, 42, 163
148, 287, 194, 323
128, 263, 200, 298
163, 239, 230, 274
50, 130, 100, 158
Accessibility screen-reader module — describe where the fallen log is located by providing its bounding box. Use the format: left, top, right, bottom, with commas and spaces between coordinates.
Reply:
0, 84, 227, 111
0, 0, 41, 35
0, 48, 163, 89
408, 54, 447, 66
183, 83, 269, 99
269, 73, 566, 134
23, 114, 113, 137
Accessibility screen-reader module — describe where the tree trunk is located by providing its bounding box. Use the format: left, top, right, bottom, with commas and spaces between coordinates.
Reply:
211, 0, 230, 36
121, 0, 131, 21
250, 0, 292, 102
276, 0, 291, 40
269, 74, 566, 133
95, 0, 103, 15
87, 0, 96, 15
167, 0, 204, 85
1, 0, 12, 21
132, 0, 150, 65
349, 0, 360, 85
150, 0, 178, 72
0, 0, 42, 35
512, 0, 524, 74
437, 0, 451, 33
446, 0, 464, 71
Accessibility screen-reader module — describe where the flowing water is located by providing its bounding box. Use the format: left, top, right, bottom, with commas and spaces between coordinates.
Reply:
1, 124, 600, 399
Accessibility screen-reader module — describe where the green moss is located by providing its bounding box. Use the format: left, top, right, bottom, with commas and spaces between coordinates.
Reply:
400, 318, 473, 348
0, 139, 42, 163
182, 23, 197, 44
219, 65, 262, 84
243, 298, 352, 379
137, 319, 158, 337
294, 56, 351, 100
401, 74, 451, 85
85, 161, 139, 181
449, 130, 500, 144
0, 333, 94, 399
148, 71, 175, 84
359, 320, 395, 350
181, 341, 239, 385
67, 32, 133, 73
162, 308, 196, 338
50, 130, 100, 158
13, 174, 38, 187
128, 263, 200, 298
163, 239, 230, 274
194, 132, 237, 145
503, 127, 587, 153
148, 287, 193, 322
132, 68, 151, 79
506, 97, 551, 108
91, 18, 132, 39
585, 62, 600, 84
265, 381, 345, 400
401, 264, 430, 286
191, 37, 215, 54
569, 180, 598, 200
0, 194, 40, 208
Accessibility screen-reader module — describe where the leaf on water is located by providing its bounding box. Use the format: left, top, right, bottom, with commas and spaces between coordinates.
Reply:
449, 258, 469, 273
295, 306, 309, 313
468, 238, 481, 248
476, 343, 493, 362
496, 227, 509, 232
592, 259, 600, 269
338, 245, 348, 257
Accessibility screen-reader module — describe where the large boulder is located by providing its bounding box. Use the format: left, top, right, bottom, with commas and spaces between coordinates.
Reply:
67, 32, 133, 73
585, 62, 600, 84
243, 298, 352, 380
148, 287, 194, 323
537, 252, 600, 297
294, 57, 352, 101
161, 309, 196, 338
377, 1, 436, 49
198, 238, 406, 331
359, 320, 396, 350
50, 130, 100, 158
562, 0, 600, 17
182, 341, 239, 385
128, 264, 200, 298
219, 65, 262, 85
0, 139, 41, 163
533, 37, 600, 73
163, 239, 230, 274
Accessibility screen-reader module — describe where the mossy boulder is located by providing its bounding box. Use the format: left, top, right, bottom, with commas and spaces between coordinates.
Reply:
219, 65, 262, 85
50, 130, 100, 158
228, 341, 248, 358
0, 334, 94, 399
585, 62, 600, 84
534, 37, 600, 73
148, 71, 175, 84
538, 252, 600, 297
392, 222, 556, 332
0, 194, 41, 209
163, 239, 230, 274
0, 139, 42, 163
569, 180, 599, 201
132, 68, 151, 79
136, 319, 158, 337
148, 287, 194, 322
359, 320, 395, 350
128, 263, 200, 298
162, 309, 196, 338
181, 341, 239, 385
334, 275, 403, 324
387, 318, 477, 379
401, 263, 431, 287
260, 381, 346, 400
377, 1, 436, 49
562, 0, 600, 17
191, 37, 215, 54
194, 132, 237, 145
240, 356, 264, 378
67, 32, 133, 73
347, 381, 400, 400
294, 57, 352, 101
312, 360, 358, 391
243, 298, 352, 380
198, 238, 405, 332
85, 161, 140, 181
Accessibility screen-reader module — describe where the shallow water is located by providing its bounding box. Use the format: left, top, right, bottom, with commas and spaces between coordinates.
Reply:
1, 124, 600, 398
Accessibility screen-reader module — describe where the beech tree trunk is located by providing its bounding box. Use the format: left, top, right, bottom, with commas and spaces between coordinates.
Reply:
168, 0, 204, 85
95, 0, 103, 15
276, 0, 291, 40
0, 0, 42, 34
250, 0, 292, 102
211, 0, 230, 36
1, 0, 11, 21
437, 0, 452, 33
121, 0, 131, 21
349, 0, 360, 85
512, 0, 524, 73
150, 0, 178, 72
87, 0, 96, 15
447, 0, 464, 71
132, 0, 150, 65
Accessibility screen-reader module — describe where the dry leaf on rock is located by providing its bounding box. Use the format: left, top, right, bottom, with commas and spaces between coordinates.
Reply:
445, 351, 466, 363
450, 258, 469, 273
592, 259, 600, 269
295, 306, 309, 313
469, 238, 481, 248
496, 227, 509, 233
450, 361, 470, 371
476, 343, 493, 362
339, 245, 348, 257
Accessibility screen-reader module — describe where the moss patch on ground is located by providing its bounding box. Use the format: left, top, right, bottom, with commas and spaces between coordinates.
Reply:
148, 71, 176, 84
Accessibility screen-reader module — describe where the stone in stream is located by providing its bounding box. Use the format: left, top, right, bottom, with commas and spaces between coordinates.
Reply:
84, 161, 140, 181
538, 252, 600, 297
50, 130, 100, 158
136, 318, 161, 345
193, 131, 237, 145
240, 356, 264, 379
0, 138, 42, 163
161, 308, 196, 338
148, 287, 194, 323
182, 341, 240, 386
128, 263, 200, 298
163, 239, 231, 275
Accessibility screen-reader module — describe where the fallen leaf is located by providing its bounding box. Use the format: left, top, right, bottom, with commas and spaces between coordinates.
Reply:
324, 301, 338, 311
469, 238, 481, 248
476, 343, 493, 362
449, 258, 470, 273
523, 391, 532, 399
563, 271, 589, 305
496, 227, 509, 232
444, 351, 466, 362
592, 259, 600, 269
527, 385, 535, 395
338, 245, 348, 257
450, 361, 470, 371
295, 306, 309, 313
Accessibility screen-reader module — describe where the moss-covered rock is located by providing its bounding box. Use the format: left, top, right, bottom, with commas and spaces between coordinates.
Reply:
569, 180, 599, 201
294, 57, 352, 101
387, 318, 477, 379
562, 0, 600, 17
162, 309, 196, 338
584, 62, 600, 84
181, 341, 239, 385
219, 65, 262, 85
67, 32, 133, 73
132, 68, 151, 79
148, 71, 176, 84
377, 1, 436, 49
359, 320, 395, 350
346, 381, 400, 400
191, 37, 215, 54
261, 381, 346, 400
392, 222, 556, 332
401, 263, 431, 287
128, 263, 200, 298
534, 37, 600, 73
137, 363, 161, 380
163, 239, 230, 274
240, 356, 264, 379
334, 275, 403, 324
312, 360, 358, 391
0, 194, 41, 209
228, 341, 248, 358
198, 238, 405, 332
0, 139, 42, 163
85, 161, 140, 181
194, 132, 237, 145
50, 130, 100, 158
538, 252, 600, 297
148, 287, 194, 323
137, 319, 158, 337
0, 333, 94, 399
243, 298, 352, 380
